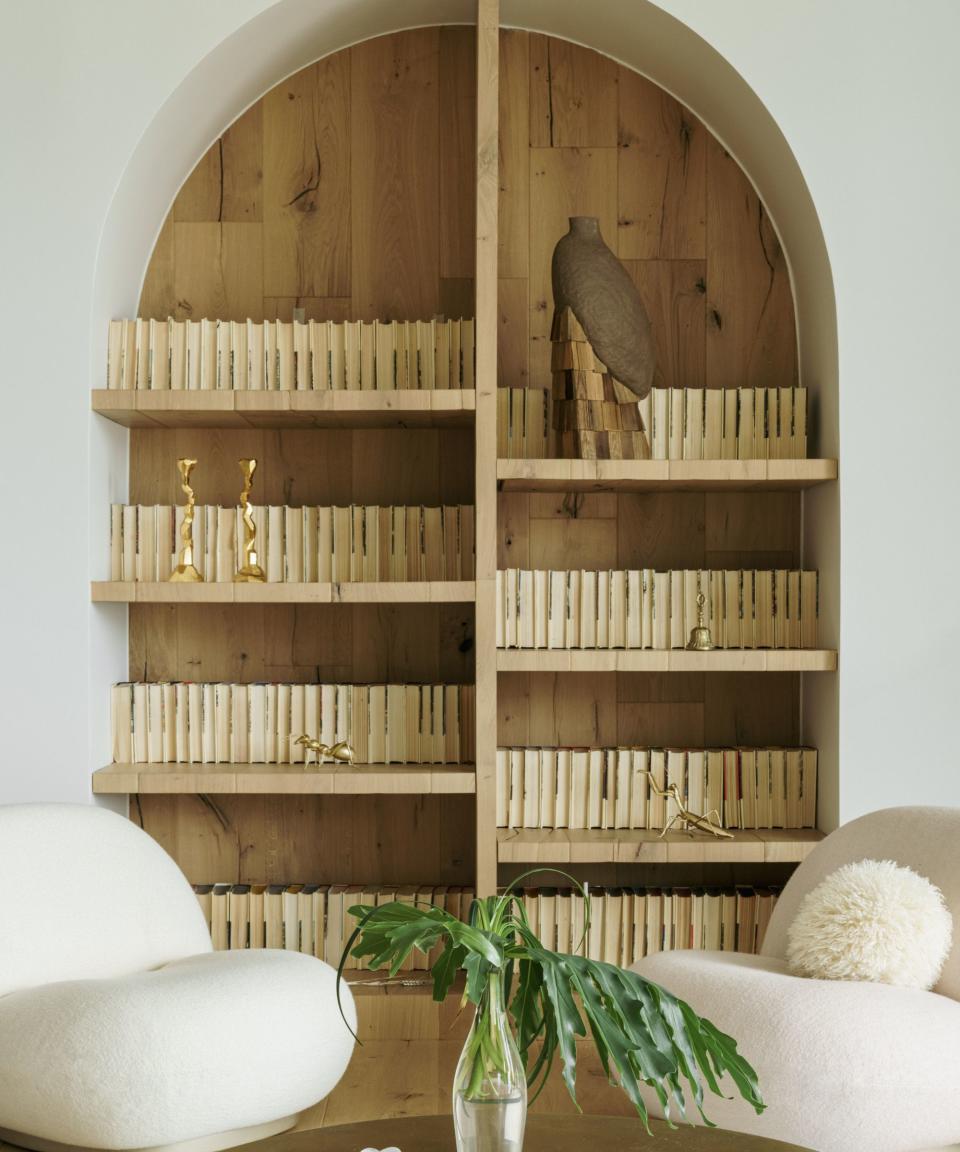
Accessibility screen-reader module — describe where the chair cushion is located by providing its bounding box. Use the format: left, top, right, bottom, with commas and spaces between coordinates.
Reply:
0, 804, 213, 997
0, 950, 357, 1150
632, 950, 960, 1152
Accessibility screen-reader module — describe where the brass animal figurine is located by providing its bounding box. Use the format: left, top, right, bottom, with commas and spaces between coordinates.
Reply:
295, 734, 355, 766
645, 771, 733, 840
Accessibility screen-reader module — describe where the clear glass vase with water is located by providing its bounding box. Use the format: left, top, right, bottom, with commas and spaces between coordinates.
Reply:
452, 973, 528, 1152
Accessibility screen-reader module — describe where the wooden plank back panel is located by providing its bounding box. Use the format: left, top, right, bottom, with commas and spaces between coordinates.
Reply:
130, 603, 474, 686
140, 29, 476, 324
263, 53, 351, 299
440, 27, 478, 282
129, 427, 474, 506
175, 104, 263, 225
498, 31, 529, 280
351, 30, 441, 320
529, 34, 619, 149
705, 136, 798, 389
498, 670, 800, 751
616, 69, 705, 260
134, 794, 475, 886
497, 490, 800, 571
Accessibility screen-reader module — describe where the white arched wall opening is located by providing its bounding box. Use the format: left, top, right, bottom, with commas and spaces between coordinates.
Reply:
90, 0, 841, 825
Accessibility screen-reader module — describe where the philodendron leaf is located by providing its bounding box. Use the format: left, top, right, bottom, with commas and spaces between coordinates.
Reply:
526, 946, 586, 1105
509, 956, 544, 1057
529, 952, 764, 1126
694, 1013, 764, 1113
335, 888, 764, 1130
464, 950, 492, 1005
560, 955, 650, 1125
432, 936, 466, 1003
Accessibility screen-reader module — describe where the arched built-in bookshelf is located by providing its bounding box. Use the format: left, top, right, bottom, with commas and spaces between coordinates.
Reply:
90, 0, 838, 1030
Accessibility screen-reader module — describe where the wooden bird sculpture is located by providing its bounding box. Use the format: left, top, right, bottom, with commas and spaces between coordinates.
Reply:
552, 216, 655, 400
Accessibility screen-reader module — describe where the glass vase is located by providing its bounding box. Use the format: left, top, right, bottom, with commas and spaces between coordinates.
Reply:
452, 973, 527, 1152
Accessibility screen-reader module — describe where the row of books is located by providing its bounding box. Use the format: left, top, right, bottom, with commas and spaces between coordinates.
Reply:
497, 387, 550, 459
109, 504, 475, 583
111, 682, 475, 765
106, 317, 475, 392
497, 746, 818, 830
195, 883, 474, 969
194, 882, 778, 966
496, 568, 819, 650
496, 386, 808, 460
639, 386, 807, 461
520, 885, 780, 963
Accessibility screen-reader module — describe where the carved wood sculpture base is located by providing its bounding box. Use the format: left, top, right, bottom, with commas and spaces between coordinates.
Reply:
550, 307, 652, 460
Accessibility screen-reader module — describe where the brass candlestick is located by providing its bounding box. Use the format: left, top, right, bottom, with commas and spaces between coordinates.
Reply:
234, 458, 266, 583
686, 590, 716, 651
169, 458, 204, 582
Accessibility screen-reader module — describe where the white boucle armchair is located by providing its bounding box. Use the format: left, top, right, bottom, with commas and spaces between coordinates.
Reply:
632, 806, 960, 1152
0, 804, 356, 1152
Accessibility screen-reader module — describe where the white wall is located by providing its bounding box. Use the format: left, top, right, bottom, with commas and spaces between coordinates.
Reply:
0, 0, 268, 803
2, 0, 958, 818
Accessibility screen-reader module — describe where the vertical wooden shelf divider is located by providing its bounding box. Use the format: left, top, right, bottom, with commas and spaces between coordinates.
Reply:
474, 0, 500, 897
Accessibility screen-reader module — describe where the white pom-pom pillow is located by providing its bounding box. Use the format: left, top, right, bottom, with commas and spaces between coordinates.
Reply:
786, 858, 953, 989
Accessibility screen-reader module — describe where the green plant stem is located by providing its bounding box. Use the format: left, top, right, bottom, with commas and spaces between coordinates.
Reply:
462, 973, 510, 1102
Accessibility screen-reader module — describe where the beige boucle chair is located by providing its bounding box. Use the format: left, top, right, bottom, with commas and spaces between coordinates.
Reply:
632, 806, 960, 1152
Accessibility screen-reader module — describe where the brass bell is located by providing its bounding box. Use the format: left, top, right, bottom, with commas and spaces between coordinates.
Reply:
686, 592, 716, 652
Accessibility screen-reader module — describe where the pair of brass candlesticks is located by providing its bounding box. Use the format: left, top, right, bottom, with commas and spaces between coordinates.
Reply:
169, 458, 265, 584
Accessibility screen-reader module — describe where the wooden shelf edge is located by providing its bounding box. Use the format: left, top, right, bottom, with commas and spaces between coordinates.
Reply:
346, 971, 463, 997
91, 581, 476, 604
93, 763, 477, 795
92, 389, 476, 428
496, 827, 825, 864
496, 649, 838, 673
497, 458, 838, 492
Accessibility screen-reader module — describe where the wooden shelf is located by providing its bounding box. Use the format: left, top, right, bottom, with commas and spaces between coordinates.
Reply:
497, 827, 824, 865
94, 763, 476, 795
497, 458, 837, 492
346, 971, 464, 998
92, 581, 476, 604
92, 389, 476, 429
497, 649, 838, 673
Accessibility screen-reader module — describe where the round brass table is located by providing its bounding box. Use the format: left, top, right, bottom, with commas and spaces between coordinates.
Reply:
260, 1115, 808, 1151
